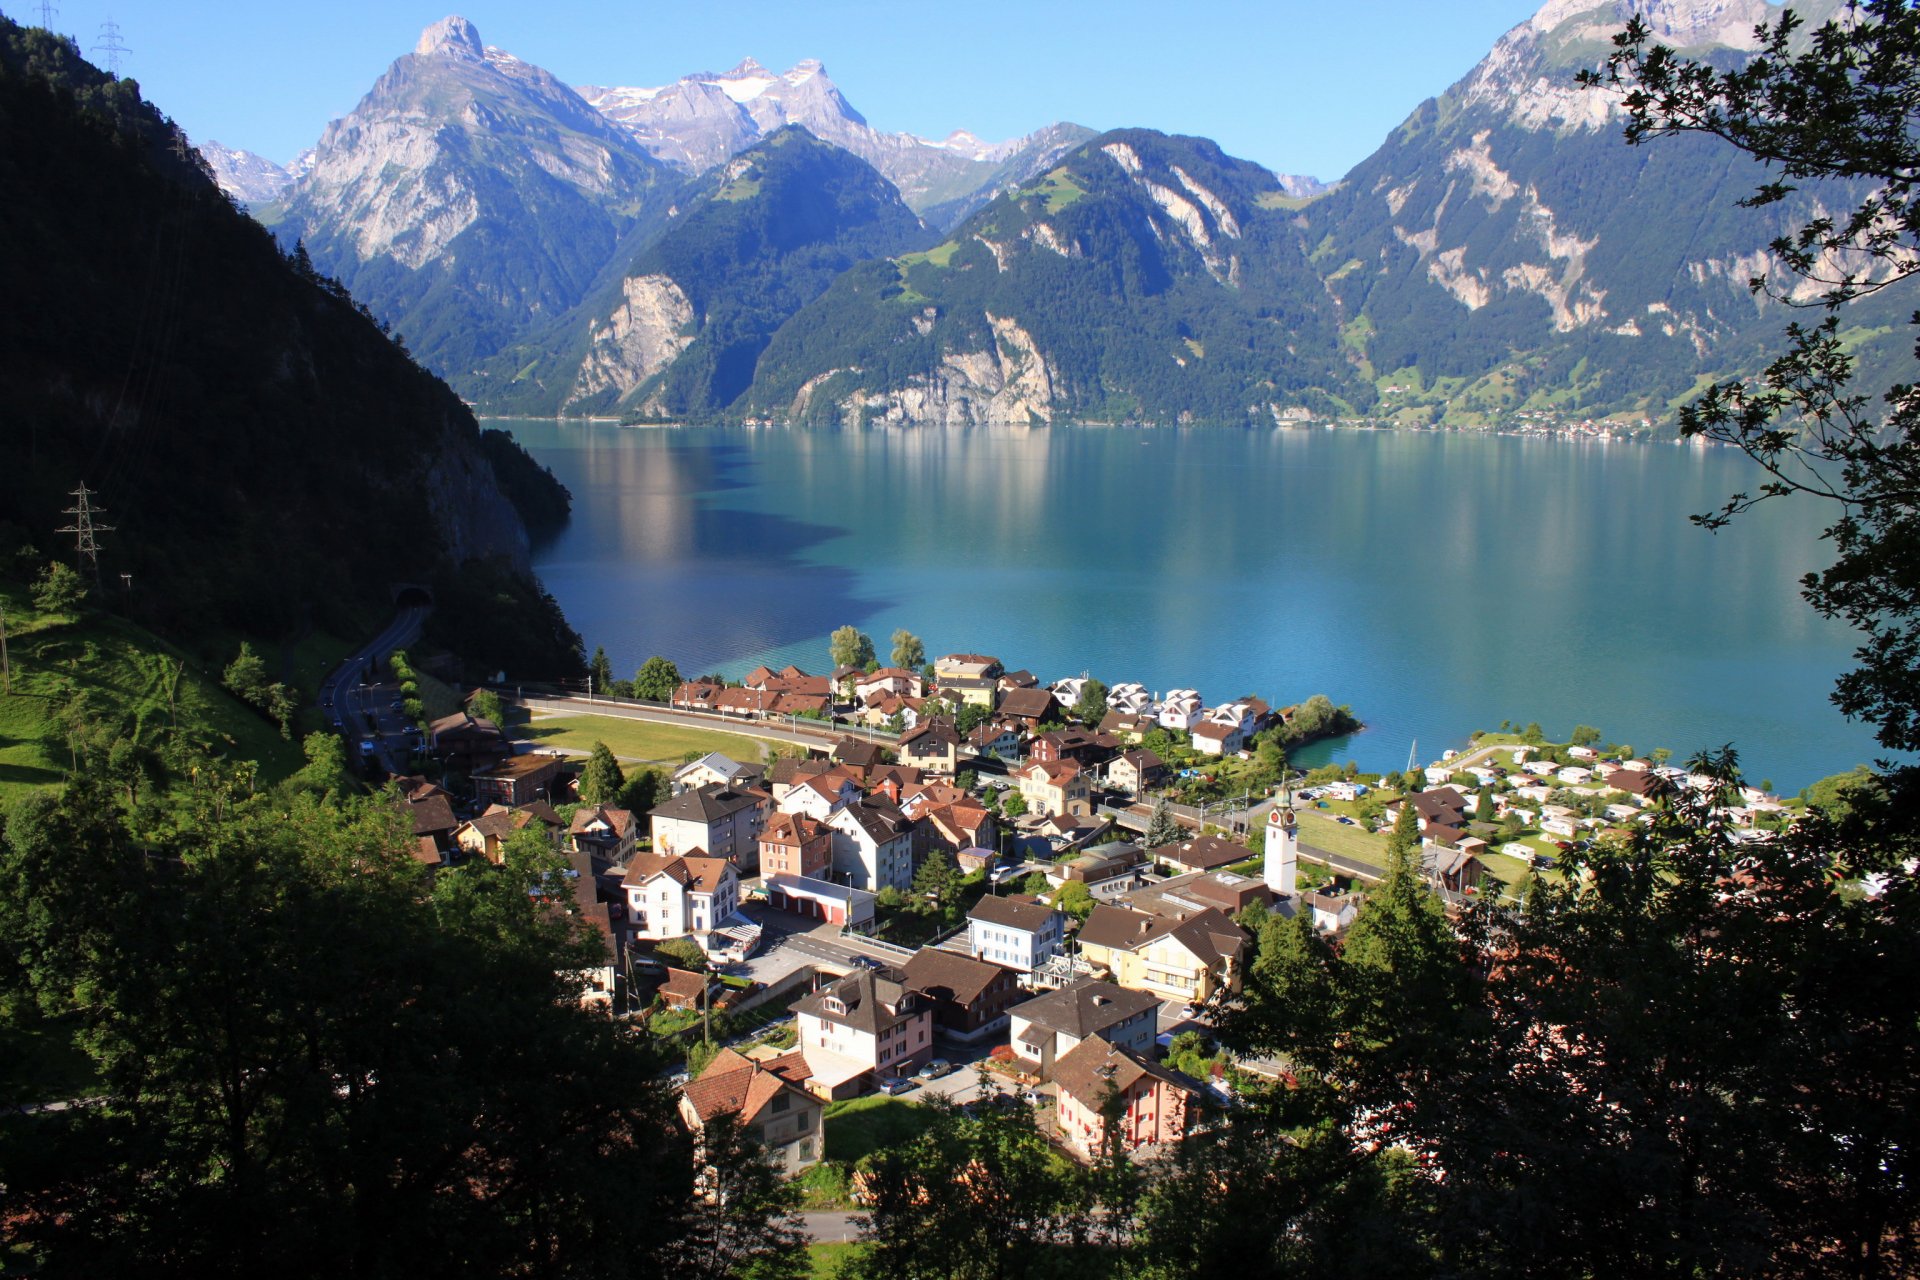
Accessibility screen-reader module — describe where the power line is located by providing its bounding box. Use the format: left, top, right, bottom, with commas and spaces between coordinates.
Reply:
92, 17, 129, 77
56, 483, 114, 577
34, 1, 57, 31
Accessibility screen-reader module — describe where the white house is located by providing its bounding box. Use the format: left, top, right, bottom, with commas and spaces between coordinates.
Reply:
1050, 676, 1088, 708
1007, 979, 1158, 1080
779, 775, 861, 821
825, 797, 915, 893
796, 967, 934, 1098
622, 853, 740, 941
672, 752, 759, 796
967, 893, 1067, 974
1107, 682, 1152, 715
1157, 690, 1203, 732
1301, 890, 1358, 934
650, 783, 768, 871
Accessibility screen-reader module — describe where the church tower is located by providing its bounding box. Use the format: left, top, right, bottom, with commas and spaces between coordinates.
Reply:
1264, 795, 1298, 897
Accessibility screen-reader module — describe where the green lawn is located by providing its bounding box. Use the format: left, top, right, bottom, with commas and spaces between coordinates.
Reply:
823, 1096, 941, 1164
1295, 809, 1391, 866
806, 1241, 864, 1278
522, 711, 771, 766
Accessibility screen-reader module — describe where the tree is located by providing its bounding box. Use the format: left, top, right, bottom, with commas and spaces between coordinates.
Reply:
588, 645, 614, 695
890, 629, 925, 670
1071, 677, 1109, 727
1000, 791, 1027, 819
222, 641, 270, 704
955, 701, 992, 736
1146, 798, 1183, 848
619, 766, 662, 815
670, 1112, 808, 1280
31, 560, 86, 613
1570, 724, 1602, 747
290, 731, 352, 798
1052, 879, 1094, 921
1522, 722, 1545, 745
829, 625, 875, 670
634, 655, 682, 702
654, 936, 709, 973
1473, 787, 1496, 824
912, 848, 963, 919
578, 741, 625, 806
469, 688, 505, 724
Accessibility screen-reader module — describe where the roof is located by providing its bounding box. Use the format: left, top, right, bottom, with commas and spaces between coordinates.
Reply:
682, 1049, 814, 1128
474, 753, 562, 781
937, 653, 1001, 670
1022, 758, 1082, 785
997, 687, 1057, 720
659, 967, 712, 1005
969, 893, 1059, 932
651, 783, 764, 824
1009, 978, 1157, 1039
1079, 904, 1245, 967
1150, 833, 1250, 872
828, 796, 911, 845
1052, 1037, 1201, 1108
901, 717, 961, 750
621, 852, 735, 894
1116, 748, 1165, 772
1410, 787, 1470, 820
902, 948, 1012, 1007
675, 752, 751, 780
832, 738, 885, 768
761, 811, 829, 845
403, 793, 458, 837
569, 804, 635, 837
794, 967, 923, 1035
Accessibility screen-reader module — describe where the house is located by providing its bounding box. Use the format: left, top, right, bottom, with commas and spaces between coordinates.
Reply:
1017, 759, 1091, 819
561, 848, 618, 1007
1053, 1039, 1202, 1159
997, 668, 1040, 693
472, 753, 564, 807
622, 852, 741, 942
1150, 833, 1253, 877
1049, 843, 1150, 901
1029, 728, 1121, 769
651, 783, 768, 871
933, 653, 1004, 708
456, 804, 558, 865
673, 752, 762, 796
1107, 748, 1168, 795
795, 967, 934, 1097
901, 948, 1021, 1040
1191, 700, 1267, 756
1301, 890, 1358, 933
568, 804, 638, 865
1157, 690, 1204, 732
679, 1047, 824, 1175
1074, 904, 1247, 1004
1040, 811, 1113, 852
779, 773, 862, 822
856, 667, 925, 702
758, 812, 833, 880
1106, 682, 1152, 715
1426, 845, 1485, 894
918, 801, 998, 860
825, 796, 915, 892
829, 736, 885, 771
967, 720, 1025, 762
1007, 979, 1158, 1079
656, 966, 718, 1011
898, 717, 962, 774
765, 874, 876, 928
996, 686, 1059, 729
969, 893, 1068, 974
1098, 710, 1152, 742
427, 711, 510, 774
400, 790, 460, 858
672, 680, 724, 712
1391, 787, 1472, 840
1605, 768, 1663, 804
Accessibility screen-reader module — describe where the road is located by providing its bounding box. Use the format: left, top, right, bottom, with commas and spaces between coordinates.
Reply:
801, 1212, 868, 1243
318, 604, 427, 776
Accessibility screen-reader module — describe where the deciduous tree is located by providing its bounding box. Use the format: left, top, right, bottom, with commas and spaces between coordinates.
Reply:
634, 655, 682, 702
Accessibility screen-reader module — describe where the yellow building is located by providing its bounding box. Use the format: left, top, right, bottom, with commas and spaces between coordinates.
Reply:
933, 653, 1003, 708
1074, 903, 1247, 1004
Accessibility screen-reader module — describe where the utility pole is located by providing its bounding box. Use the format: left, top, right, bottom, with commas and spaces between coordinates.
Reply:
92, 18, 129, 76
34, 1, 56, 31
1, 607, 10, 695
56, 483, 113, 578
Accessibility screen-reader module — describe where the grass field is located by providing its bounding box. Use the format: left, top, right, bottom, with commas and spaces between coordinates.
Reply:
823, 1096, 941, 1164
0, 585, 303, 805
1295, 810, 1391, 866
522, 711, 772, 766
806, 1241, 862, 1278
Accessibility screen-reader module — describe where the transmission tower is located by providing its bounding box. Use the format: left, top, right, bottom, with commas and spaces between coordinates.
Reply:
92, 17, 129, 76
56, 484, 114, 577
34, 1, 57, 31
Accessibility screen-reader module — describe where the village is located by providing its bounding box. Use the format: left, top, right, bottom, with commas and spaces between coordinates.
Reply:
386, 646, 1800, 1206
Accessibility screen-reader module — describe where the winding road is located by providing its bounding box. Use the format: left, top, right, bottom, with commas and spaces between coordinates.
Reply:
318, 604, 427, 775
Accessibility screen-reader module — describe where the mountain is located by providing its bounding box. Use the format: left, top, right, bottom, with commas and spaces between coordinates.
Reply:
0, 16, 580, 680
478, 126, 927, 417
742, 128, 1352, 426
268, 17, 673, 384
581, 58, 1094, 227
1295, 0, 1877, 425
196, 139, 311, 205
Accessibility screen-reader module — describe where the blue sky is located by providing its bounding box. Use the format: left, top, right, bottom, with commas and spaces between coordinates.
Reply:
29, 1, 1545, 180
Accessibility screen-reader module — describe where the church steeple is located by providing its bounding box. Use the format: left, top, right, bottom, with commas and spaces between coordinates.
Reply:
1264, 791, 1297, 897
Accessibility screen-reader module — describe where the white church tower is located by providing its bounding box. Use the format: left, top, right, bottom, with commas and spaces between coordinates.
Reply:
1264, 794, 1298, 898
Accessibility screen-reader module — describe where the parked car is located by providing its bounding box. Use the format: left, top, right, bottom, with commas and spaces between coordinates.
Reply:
878, 1076, 915, 1096
849, 954, 886, 971
918, 1058, 955, 1080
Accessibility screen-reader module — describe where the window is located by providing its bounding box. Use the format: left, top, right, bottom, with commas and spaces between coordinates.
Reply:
797, 1111, 810, 1131
772, 1093, 790, 1113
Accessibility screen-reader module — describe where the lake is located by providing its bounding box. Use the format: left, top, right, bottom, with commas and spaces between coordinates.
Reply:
503, 420, 1882, 792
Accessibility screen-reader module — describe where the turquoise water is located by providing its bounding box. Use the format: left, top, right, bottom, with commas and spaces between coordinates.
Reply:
505, 421, 1883, 791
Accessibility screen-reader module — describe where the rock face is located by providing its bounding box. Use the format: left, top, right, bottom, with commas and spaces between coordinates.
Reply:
272, 16, 670, 381
569, 274, 697, 406
195, 140, 309, 205
582, 57, 1094, 227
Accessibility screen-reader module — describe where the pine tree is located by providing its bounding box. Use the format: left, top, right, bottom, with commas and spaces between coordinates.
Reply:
1146, 798, 1182, 848
578, 741, 625, 806
589, 645, 614, 695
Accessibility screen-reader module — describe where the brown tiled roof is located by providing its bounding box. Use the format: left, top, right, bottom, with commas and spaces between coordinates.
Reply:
761, 812, 828, 845
404, 793, 458, 837
474, 754, 562, 781
622, 853, 734, 894
997, 687, 1057, 720
902, 947, 1011, 1006
969, 893, 1059, 932
569, 804, 635, 838
1009, 978, 1156, 1038
682, 1049, 812, 1127
832, 738, 885, 768
830, 797, 910, 845
1052, 1037, 1199, 1109
651, 783, 764, 824
901, 717, 961, 750
659, 967, 713, 1006
794, 967, 923, 1035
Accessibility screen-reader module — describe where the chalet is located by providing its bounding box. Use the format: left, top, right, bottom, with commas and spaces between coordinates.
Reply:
1008, 979, 1158, 1079
967, 720, 1025, 762
427, 711, 510, 774
568, 804, 638, 864
399, 789, 460, 861
1107, 748, 1168, 795
855, 667, 925, 702
996, 686, 1059, 729
796, 967, 933, 1097
1098, 710, 1153, 743
1157, 690, 1204, 732
672, 752, 762, 796
968, 893, 1067, 974
679, 1047, 824, 1174
1030, 727, 1121, 768
472, 753, 564, 807
1053, 1039, 1202, 1159
901, 948, 1021, 1040
898, 717, 963, 774
1150, 833, 1252, 876
832, 736, 887, 771
997, 669, 1040, 692
1075, 904, 1246, 1003
1017, 759, 1091, 820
